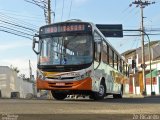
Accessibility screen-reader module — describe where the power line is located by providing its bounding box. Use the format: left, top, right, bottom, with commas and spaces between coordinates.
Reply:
24, 0, 45, 9
121, 6, 130, 13
33, 0, 47, 4
24, 0, 47, 23
0, 29, 32, 40
0, 19, 37, 32
24, 0, 54, 24
0, 12, 39, 30
0, 22, 35, 35
0, 14, 38, 39
0, 9, 43, 19
0, 26, 34, 36
131, 38, 139, 50
119, 6, 139, 24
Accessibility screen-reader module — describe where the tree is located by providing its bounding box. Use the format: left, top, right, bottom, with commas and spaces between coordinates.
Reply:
10, 65, 20, 73
19, 74, 29, 81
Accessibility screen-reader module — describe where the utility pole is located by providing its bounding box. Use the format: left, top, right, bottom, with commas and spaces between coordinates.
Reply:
130, 0, 155, 95
29, 60, 37, 97
45, 0, 52, 99
24, 0, 53, 24
29, 60, 32, 81
44, 0, 52, 24
47, 0, 51, 24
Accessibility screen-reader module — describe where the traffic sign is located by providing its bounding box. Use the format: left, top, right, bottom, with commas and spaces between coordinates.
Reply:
96, 24, 123, 37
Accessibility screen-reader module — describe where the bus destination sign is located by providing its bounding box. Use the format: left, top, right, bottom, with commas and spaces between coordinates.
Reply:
40, 23, 89, 34
60, 24, 85, 32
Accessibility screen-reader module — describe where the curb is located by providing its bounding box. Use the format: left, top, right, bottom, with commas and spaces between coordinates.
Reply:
123, 94, 144, 98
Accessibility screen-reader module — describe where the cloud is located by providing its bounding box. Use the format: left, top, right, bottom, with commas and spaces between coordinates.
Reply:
0, 58, 37, 78
0, 40, 31, 51
0, 39, 35, 78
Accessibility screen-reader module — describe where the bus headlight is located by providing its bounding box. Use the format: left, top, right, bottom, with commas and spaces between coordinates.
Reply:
86, 70, 92, 77
37, 70, 46, 80
76, 70, 92, 80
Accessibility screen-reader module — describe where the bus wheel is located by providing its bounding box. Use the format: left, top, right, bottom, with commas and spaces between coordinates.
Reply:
51, 91, 67, 100
93, 82, 106, 100
113, 87, 123, 99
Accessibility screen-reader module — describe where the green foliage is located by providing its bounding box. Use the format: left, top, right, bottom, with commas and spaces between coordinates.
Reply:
10, 65, 20, 73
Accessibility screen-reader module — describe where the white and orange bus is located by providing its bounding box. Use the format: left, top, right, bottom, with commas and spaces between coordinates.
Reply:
33, 20, 129, 100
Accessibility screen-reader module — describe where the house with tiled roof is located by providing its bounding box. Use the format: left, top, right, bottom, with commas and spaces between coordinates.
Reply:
122, 40, 160, 95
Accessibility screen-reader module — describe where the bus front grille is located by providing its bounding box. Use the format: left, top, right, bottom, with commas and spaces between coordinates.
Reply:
50, 86, 72, 88
48, 82, 73, 88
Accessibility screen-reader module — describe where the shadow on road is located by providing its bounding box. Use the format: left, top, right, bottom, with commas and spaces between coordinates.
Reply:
1, 95, 160, 104
64, 96, 160, 104
100, 96, 160, 104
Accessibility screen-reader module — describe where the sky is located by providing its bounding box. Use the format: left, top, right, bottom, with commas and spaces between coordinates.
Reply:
0, 0, 160, 77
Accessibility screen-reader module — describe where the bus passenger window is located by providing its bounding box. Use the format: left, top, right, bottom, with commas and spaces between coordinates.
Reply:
126, 64, 128, 76
116, 56, 119, 71
94, 32, 102, 62
119, 59, 122, 73
127, 66, 130, 77
112, 51, 114, 67
95, 43, 101, 62
109, 48, 113, 67
107, 45, 109, 64
118, 58, 120, 72
102, 44, 108, 64
114, 53, 118, 70
123, 62, 126, 75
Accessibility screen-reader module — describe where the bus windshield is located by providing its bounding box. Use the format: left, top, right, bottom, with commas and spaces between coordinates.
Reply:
39, 34, 93, 66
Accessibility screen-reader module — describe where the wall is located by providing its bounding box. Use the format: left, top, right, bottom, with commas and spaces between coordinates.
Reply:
16, 78, 34, 98
0, 66, 17, 98
0, 66, 35, 98
146, 76, 159, 95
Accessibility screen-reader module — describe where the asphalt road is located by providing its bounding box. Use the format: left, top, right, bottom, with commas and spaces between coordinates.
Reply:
0, 96, 160, 120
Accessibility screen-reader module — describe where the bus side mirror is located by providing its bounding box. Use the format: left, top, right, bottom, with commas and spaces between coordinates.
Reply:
32, 38, 40, 55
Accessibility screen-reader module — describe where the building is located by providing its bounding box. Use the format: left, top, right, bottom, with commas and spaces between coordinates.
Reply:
122, 40, 160, 95
0, 66, 36, 98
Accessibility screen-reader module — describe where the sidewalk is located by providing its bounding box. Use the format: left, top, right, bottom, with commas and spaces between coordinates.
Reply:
123, 94, 144, 98
144, 95, 160, 98
123, 94, 160, 98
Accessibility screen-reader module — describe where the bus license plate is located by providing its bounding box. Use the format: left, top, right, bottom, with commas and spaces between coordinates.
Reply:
56, 83, 65, 86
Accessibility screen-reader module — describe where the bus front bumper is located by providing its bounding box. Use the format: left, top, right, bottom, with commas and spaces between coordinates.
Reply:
36, 77, 92, 91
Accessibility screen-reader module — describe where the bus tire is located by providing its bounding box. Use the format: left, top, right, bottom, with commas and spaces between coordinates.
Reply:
51, 91, 67, 100
92, 81, 106, 100
113, 86, 123, 99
